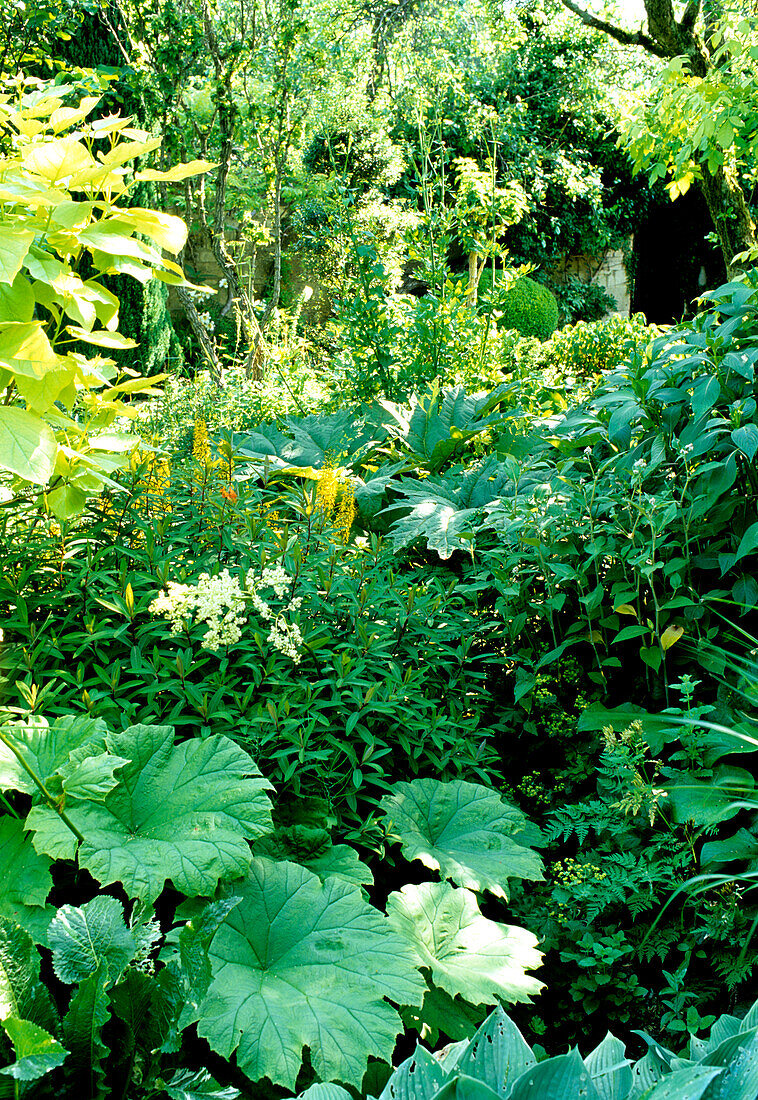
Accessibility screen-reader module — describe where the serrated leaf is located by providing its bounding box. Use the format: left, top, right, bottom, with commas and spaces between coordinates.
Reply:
455, 1005, 536, 1094
253, 834, 372, 889
58, 751, 129, 800
0, 1016, 67, 1082
0, 405, 57, 484
27, 725, 273, 903
0, 919, 57, 1032
164, 1068, 240, 1099
48, 897, 135, 985
0, 714, 109, 794
197, 858, 425, 1089
386, 882, 543, 1006
174, 896, 243, 1032
508, 1049, 601, 1100
381, 779, 542, 899
62, 962, 110, 1100
0, 818, 53, 941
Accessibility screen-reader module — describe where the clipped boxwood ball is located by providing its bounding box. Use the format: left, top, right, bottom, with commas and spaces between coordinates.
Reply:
498, 276, 559, 340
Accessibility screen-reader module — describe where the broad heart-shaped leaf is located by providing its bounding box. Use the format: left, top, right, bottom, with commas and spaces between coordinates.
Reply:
584, 1033, 633, 1100
386, 457, 514, 560
27, 725, 273, 903
0, 919, 58, 1033
454, 1006, 536, 1095
0, 818, 53, 942
507, 1050, 601, 1100
380, 779, 542, 899
0, 714, 109, 794
0, 1016, 67, 1082
0, 226, 35, 284
47, 897, 135, 985
197, 858, 425, 1090
386, 883, 543, 1007
377, 1046, 448, 1100
62, 962, 110, 1100
0, 405, 57, 484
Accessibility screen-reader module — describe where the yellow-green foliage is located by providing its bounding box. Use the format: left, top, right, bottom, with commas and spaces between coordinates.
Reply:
0, 75, 210, 517
498, 276, 559, 340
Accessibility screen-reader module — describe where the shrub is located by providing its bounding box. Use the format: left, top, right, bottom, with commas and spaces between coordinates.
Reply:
497, 276, 560, 339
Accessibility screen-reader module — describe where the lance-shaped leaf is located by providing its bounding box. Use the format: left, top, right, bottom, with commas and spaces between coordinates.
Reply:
0, 919, 58, 1032
197, 858, 425, 1090
386, 883, 543, 1007
27, 725, 273, 902
62, 962, 110, 1100
381, 779, 542, 899
0, 1016, 67, 1082
48, 897, 135, 985
0, 818, 53, 942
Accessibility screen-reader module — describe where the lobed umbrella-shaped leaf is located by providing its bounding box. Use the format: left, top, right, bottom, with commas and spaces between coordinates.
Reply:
0, 714, 109, 794
384, 384, 508, 472
197, 858, 425, 1090
0, 1016, 67, 1082
380, 779, 542, 899
26, 725, 273, 903
47, 897, 135, 985
386, 883, 543, 1007
0, 818, 53, 942
386, 458, 515, 560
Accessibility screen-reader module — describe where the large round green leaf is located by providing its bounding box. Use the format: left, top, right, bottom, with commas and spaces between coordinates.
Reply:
197, 858, 426, 1090
386, 882, 543, 1006
27, 725, 273, 902
380, 779, 543, 899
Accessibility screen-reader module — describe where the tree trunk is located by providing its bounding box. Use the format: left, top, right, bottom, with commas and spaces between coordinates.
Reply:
699, 161, 756, 276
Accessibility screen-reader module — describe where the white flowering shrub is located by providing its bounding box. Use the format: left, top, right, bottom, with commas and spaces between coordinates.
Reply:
149, 564, 303, 661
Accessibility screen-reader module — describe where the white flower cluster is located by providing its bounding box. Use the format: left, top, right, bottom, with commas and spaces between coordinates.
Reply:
245, 564, 303, 663
148, 569, 246, 651
150, 563, 303, 661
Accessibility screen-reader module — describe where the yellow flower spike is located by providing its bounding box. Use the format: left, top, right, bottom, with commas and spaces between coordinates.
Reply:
315, 458, 339, 520
333, 478, 356, 545
193, 417, 211, 468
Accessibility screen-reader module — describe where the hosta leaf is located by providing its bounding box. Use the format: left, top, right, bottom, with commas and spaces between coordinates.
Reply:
508, 1050, 601, 1100
0, 714, 109, 794
62, 962, 110, 1100
584, 1033, 633, 1100
0, 1016, 67, 1082
163, 1068, 240, 1099
377, 1046, 447, 1100
27, 725, 273, 903
455, 1005, 536, 1094
640, 1065, 722, 1098
47, 897, 135, 985
381, 779, 542, 899
0, 818, 53, 941
0, 919, 57, 1032
197, 858, 425, 1089
386, 882, 543, 1006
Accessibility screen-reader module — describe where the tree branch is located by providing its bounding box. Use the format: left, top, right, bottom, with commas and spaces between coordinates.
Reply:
680, 0, 702, 33
556, 0, 670, 58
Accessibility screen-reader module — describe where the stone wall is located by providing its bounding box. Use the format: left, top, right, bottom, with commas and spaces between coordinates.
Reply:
551, 243, 632, 316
